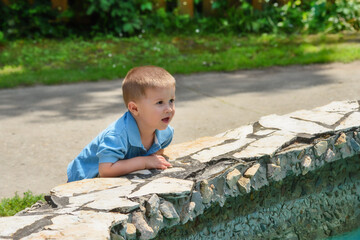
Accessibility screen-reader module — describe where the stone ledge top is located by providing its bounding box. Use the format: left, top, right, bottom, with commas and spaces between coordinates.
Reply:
1, 100, 360, 240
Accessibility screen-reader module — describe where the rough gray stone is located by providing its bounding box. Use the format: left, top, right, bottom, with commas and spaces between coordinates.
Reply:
325, 149, 336, 162
350, 138, 360, 153
132, 211, 154, 240
251, 165, 269, 190
314, 141, 328, 157
159, 201, 179, 220
191, 191, 205, 215
200, 180, 213, 204
145, 194, 160, 217
267, 163, 283, 181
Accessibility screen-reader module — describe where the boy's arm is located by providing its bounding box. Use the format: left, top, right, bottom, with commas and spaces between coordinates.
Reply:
99, 154, 171, 177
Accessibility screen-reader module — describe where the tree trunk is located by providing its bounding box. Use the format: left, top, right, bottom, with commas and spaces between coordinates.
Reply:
177, 0, 194, 17
51, 0, 68, 12
252, 0, 262, 10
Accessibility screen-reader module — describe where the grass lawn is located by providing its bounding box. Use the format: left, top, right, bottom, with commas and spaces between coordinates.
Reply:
0, 33, 360, 89
0, 191, 44, 217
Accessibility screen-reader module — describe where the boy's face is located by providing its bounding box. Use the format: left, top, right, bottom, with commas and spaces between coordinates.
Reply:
132, 86, 176, 132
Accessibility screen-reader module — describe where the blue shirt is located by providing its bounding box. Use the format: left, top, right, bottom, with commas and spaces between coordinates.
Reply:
67, 111, 174, 182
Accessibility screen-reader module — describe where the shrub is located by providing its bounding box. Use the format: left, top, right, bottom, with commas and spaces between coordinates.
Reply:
0, 191, 44, 217
0, 0, 359, 39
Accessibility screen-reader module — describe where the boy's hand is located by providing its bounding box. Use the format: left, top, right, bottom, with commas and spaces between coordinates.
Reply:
145, 154, 172, 170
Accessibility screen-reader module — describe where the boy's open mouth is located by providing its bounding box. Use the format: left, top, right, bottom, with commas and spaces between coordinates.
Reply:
162, 117, 170, 123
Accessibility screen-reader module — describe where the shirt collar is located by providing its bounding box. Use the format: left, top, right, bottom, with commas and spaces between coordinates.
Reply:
126, 111, 143, 148
125, 111, 163, 149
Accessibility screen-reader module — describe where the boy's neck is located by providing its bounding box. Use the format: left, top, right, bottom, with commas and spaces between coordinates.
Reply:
139, 128, 155, 151
132, 114, 156, 150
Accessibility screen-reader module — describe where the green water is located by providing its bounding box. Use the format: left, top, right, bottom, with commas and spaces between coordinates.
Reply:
327, 228, 360, 240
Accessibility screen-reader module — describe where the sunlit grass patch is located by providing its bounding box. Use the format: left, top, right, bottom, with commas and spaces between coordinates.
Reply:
0, 65, 24, 75
0, 191, 44, 217
0, 33, 359, 89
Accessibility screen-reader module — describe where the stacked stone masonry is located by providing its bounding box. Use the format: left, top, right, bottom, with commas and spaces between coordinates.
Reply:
1, 100, 360, 239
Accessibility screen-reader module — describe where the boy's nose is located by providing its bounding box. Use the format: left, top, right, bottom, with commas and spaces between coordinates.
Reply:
165, 104, 173, 113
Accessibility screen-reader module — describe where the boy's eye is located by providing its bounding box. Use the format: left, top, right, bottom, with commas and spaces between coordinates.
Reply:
170, 99, 175, 104
157, 101, 163, 105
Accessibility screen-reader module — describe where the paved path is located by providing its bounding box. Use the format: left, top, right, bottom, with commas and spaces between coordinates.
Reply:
1, 61, 359, 198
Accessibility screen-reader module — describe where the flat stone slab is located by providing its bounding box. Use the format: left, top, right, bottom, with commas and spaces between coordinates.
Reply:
50, 177, 132, 197
259, 114, 331, 134
2, 100, 360, 240
129, 177, 194, 198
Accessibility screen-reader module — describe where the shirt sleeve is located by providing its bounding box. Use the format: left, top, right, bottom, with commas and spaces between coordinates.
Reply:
97, 132, 127, 163
161, 126, 174, 149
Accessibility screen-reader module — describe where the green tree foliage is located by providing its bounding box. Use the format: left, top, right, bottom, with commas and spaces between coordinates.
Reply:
0, 0, 359, 39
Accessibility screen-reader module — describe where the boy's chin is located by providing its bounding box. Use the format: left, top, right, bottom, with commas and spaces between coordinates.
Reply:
157, 125, 169, 131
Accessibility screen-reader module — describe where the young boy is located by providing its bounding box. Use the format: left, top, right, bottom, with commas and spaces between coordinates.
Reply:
67, 66, 175, 182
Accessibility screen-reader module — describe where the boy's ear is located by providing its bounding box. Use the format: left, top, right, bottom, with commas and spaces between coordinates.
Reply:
128, 101, 139, 116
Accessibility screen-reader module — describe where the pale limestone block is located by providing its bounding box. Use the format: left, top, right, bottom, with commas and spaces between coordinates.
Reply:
69, 184, 137, 208
161, 167, 185, 173
233, 131, 296, 159
22, 230, 64, 240
315, 100, 359, 114
253, 129, 276, 136
259, 114, 331, 134
335, 112, 360, 131
237, 177, 251, 194
226, 169, 241, 189
286, 109, 344, 126
126, 223, 137, 240
129, 169, 152, 175
335, 132, 347, 147
163, 136, 228, 160
192, 138, 254, 163
51, 177, 132, 197
200, 180, 213, 204
244, 163, 261, 178
314, 141, 328, 157
23, 211, 127, 240
0, 215, 49, 237
129, 177, 194, 198
85, 197, 139, 213
215, 124, 253, 139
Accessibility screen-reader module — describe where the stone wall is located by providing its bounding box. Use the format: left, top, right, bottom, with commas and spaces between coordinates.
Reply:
1, 100, 360, 240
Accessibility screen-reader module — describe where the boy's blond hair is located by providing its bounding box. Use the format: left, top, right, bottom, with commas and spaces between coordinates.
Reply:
122, 66, 176, 107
